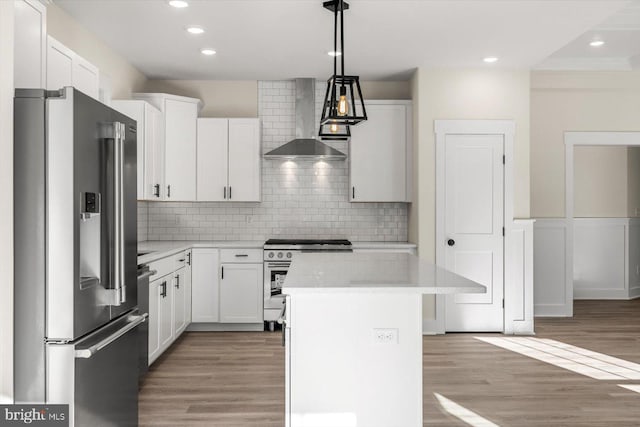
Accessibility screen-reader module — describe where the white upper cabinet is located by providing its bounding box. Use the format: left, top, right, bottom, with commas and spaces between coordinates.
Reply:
349, 100, 412, 203
14, 0, 46, 89
165, 99, 197, 201
111, 100, 164, 200
197, 118, 261, 202
197, 118, 228, 201
46, 36, 99, 100
228, 119, 261, 202
133, 93, 201, 202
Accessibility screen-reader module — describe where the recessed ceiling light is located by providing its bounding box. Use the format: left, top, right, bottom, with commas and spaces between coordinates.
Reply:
483, 56, 499, 63
168, 0, 188, 8
328, 51, 342, 57
186, 26, 204, 35
590, 40, 605, 47
201, 48, 216, 56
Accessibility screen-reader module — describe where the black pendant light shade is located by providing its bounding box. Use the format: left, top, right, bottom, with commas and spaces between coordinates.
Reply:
318, 122, 351, 140
319, 0, 367, 131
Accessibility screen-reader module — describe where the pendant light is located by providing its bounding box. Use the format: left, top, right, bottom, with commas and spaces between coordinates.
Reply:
319, 0, 367, 135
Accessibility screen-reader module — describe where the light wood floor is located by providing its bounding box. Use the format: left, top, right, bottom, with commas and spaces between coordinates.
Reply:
139, 300, 640, 426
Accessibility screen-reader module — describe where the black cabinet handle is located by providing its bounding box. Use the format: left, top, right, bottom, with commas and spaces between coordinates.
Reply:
223, 187, 226, 199
447, 239, 455, 247
175, 274, 180, 289
221, 266, 224, 280
167, 185, 171, 198
187, 252, 191, 266
160, 281, 167, 298
229, 186, 232, 199
352, 186, 355, 199
153, 184, 160, 198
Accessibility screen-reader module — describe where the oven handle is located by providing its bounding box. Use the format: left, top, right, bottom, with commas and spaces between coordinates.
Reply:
266, 262, 291, 268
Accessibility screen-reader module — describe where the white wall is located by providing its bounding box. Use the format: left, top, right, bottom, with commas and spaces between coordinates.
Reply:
628, 147, 640, 217
141, 80, 410, 119
46, 3, 146, 98
531, 71, 640, 218
142, 80, 258, 118
0, 0, 14, 404
410, 69, 530, 326
574, 146, 628, 217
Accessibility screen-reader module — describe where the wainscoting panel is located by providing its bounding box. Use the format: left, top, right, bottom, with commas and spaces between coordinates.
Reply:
533, 219, 571, 317
574, 218, 627, 299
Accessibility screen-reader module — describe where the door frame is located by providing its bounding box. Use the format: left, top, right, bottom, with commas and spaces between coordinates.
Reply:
434, 120, 515, 333
563, 131, 640, 317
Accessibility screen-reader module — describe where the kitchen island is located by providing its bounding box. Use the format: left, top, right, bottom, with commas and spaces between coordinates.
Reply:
282, 252, 485, 427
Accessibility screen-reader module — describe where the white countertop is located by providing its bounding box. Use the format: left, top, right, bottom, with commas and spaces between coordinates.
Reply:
138, 240, 264, 264
351, 241, 417, 249
137, 240, 417, 264
282, 252, 485, 295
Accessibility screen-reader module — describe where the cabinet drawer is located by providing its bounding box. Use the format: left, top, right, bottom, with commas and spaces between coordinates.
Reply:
148, 251, 187, 278
148, 256, 175, 280
172, 251, 187, 269
220, 248, 262, 263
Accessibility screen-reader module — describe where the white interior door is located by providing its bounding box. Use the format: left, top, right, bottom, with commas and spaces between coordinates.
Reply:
444, 134, 504, 332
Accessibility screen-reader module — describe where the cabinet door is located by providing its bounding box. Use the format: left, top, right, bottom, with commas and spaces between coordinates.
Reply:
14, 0, 46, 88
185, 251, 193, 324
197, 118, 228, 201
172, 268, 187, 336
164, 99, 197, 201
220, 263, 263, 323
158, 276, 173, 351
148, 278, 161, 364
145, 104, 165, 200
73, 55, 99, 100
191, 249, 220, 322
112, 101, 146, 199
228, 119, 261, 202
349, 103, 408, 202
46, 36, 73, 91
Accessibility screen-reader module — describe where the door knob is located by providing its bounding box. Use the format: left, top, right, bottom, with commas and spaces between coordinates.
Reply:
447, 239, 455, 246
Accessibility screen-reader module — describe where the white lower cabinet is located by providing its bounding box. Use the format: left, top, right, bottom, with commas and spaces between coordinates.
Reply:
172, 267, 187, 336
190, 247, 263, 328
149, 273, 173, 364
191, 248, 220, 322
147, 251, 191, 365
220, 263, 263, 323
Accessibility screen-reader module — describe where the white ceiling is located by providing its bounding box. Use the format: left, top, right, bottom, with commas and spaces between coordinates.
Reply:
54, 0, 632, 81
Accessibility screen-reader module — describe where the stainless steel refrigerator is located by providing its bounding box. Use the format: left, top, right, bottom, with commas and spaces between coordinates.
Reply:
14, 87, 145, 427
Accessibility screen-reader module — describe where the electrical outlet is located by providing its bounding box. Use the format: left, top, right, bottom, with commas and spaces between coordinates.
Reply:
373, 328, 398, 344
245, 215, 253, 224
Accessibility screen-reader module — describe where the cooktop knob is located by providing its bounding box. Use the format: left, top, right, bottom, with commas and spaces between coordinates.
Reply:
287, 252, 292, 258
268, 252, 274, 258
277, 252, 283, 258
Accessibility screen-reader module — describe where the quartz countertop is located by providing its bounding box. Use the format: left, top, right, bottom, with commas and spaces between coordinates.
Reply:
352, 241, 416, 250
137, 240, 417, 264
282, 252, 485, 295
137, 240, 264, 264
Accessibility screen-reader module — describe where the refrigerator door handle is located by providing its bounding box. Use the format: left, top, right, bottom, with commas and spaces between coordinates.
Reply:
101, 122, 127, 306
114, 122, 126, 305
75, 313, 148, 359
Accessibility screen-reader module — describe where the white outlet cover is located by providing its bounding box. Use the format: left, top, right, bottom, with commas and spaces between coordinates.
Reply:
373, 328, 398, 344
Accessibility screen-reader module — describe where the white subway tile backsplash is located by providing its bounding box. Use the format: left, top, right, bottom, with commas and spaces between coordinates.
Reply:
140, 80, 407, 242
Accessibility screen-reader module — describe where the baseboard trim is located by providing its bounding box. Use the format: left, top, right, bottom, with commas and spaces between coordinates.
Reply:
187, 323, 264, 332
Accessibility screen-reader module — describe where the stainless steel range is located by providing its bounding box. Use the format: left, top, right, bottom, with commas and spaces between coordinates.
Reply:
263, 239, 353, 329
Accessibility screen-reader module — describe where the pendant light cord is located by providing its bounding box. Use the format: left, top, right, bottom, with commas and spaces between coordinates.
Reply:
340, 0, 345, 89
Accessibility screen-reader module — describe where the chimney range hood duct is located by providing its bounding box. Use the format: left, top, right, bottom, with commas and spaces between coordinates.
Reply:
263, 79, 347, 160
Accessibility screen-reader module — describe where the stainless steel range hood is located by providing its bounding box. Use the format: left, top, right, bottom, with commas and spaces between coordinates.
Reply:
264, 79, 346, 160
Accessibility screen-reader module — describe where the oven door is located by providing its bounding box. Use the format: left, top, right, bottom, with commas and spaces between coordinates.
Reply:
264, 261, 289, 322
